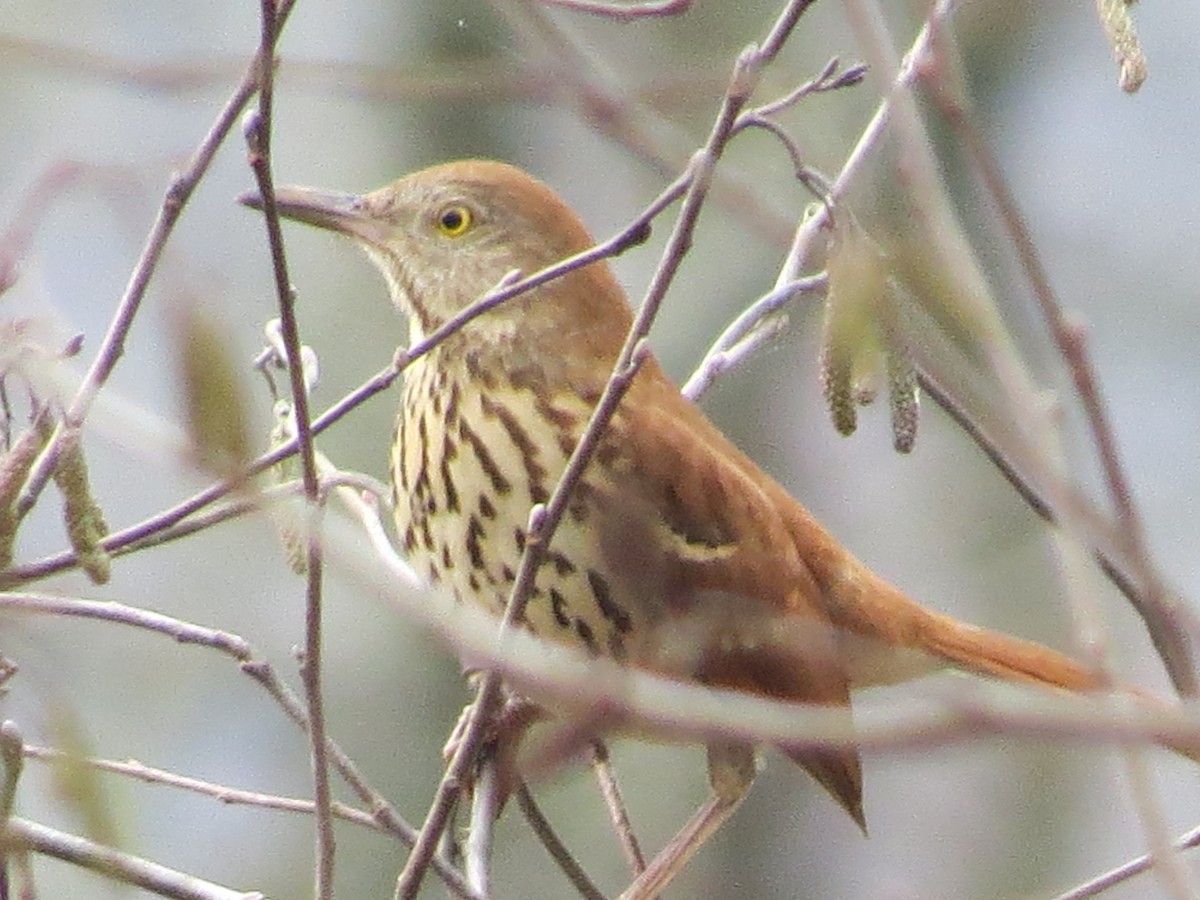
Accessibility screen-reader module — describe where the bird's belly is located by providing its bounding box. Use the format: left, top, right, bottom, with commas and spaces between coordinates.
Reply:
392, 370, 647, 663
398, 466, 645, 663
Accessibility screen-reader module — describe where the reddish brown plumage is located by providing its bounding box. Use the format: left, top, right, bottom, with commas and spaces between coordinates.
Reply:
250, 160, 1181, 836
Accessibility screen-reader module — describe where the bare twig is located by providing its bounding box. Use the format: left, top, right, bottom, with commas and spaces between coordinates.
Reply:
4, 816, 266, 900
243, 0, 335, 894
751, 56, 867, 119
464, 757, 501, 897
589, 741, 646, 875
535, 0, 691, 19
1055, 821, 1200, 900
0, 719, 24, 898
21, 745, 383, 834
3, 174, 673, 589
515, 783, 607, 900
306, 502, 1200, 763
918, 51, 1198, 697
492, 0, 797, 245
14, 0, 302, 518
1117, 738, 1198, 900
682, 275, 825, 401
0, 592, 481, 900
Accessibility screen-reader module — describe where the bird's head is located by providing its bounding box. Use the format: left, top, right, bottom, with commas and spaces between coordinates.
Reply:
241, 160, 633, 365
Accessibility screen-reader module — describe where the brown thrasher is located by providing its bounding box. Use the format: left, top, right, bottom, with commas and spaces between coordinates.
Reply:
244, 160, 1193, 896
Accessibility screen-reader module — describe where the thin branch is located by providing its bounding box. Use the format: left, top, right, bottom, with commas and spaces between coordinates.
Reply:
682, 275, 825, 400
3, 816, 265, 900
589, 741, 646, 875
919, 52, 1197, 697
464, 756, 501, 897
306, 502, 1200, 763
14, 0, 302, 518
842, 2, 1193, 886
492, 0, 797, 245
774, 4, 952, 288
21, 746, 383, 834
0, 592, 481, 900
1117, 740, 1198, 900
515, 783, 607, 900
1055, 821, 1200, 900
0, 478, 326, 585
0, 720, 23, 899
677, 8, 933, 397
758, 0, 820, 59
534, 0, 691, 19
1, 178, 673, 589
244, 0, 335, 894
751, 56, 867, 119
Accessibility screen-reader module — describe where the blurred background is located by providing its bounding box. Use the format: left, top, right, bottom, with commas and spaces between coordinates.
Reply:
2, 0, 1199, 897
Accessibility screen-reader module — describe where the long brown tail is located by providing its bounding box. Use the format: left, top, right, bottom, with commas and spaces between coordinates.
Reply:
823, 562, 1104, 691
846, 573, 1200, 764
768, 482, 1112, 693
909, 604, 1102, 691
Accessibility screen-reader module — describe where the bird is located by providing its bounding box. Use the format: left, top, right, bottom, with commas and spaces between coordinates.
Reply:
242, 160, 1192, 896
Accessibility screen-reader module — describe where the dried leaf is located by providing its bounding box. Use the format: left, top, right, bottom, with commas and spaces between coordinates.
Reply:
0, 413, 51, 569
821, 215, 920, 452
176, 304, 253, 481
270, 399, 307, 575
1098, 0, 1147, 93
886, 342, 919, 454
48, 706, 121, 851
819, 339, 857, 436
37, 417, 111, 584
821, 216, 887, 437
1, 719, 23, 823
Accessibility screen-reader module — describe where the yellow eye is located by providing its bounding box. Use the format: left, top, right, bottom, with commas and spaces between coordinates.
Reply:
435, 204, 473, 237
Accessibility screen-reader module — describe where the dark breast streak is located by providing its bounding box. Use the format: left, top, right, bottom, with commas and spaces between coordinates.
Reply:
391, 361, 643, 661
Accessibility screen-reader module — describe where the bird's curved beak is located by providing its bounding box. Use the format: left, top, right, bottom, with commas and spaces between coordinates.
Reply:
238, 186, 390, 245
